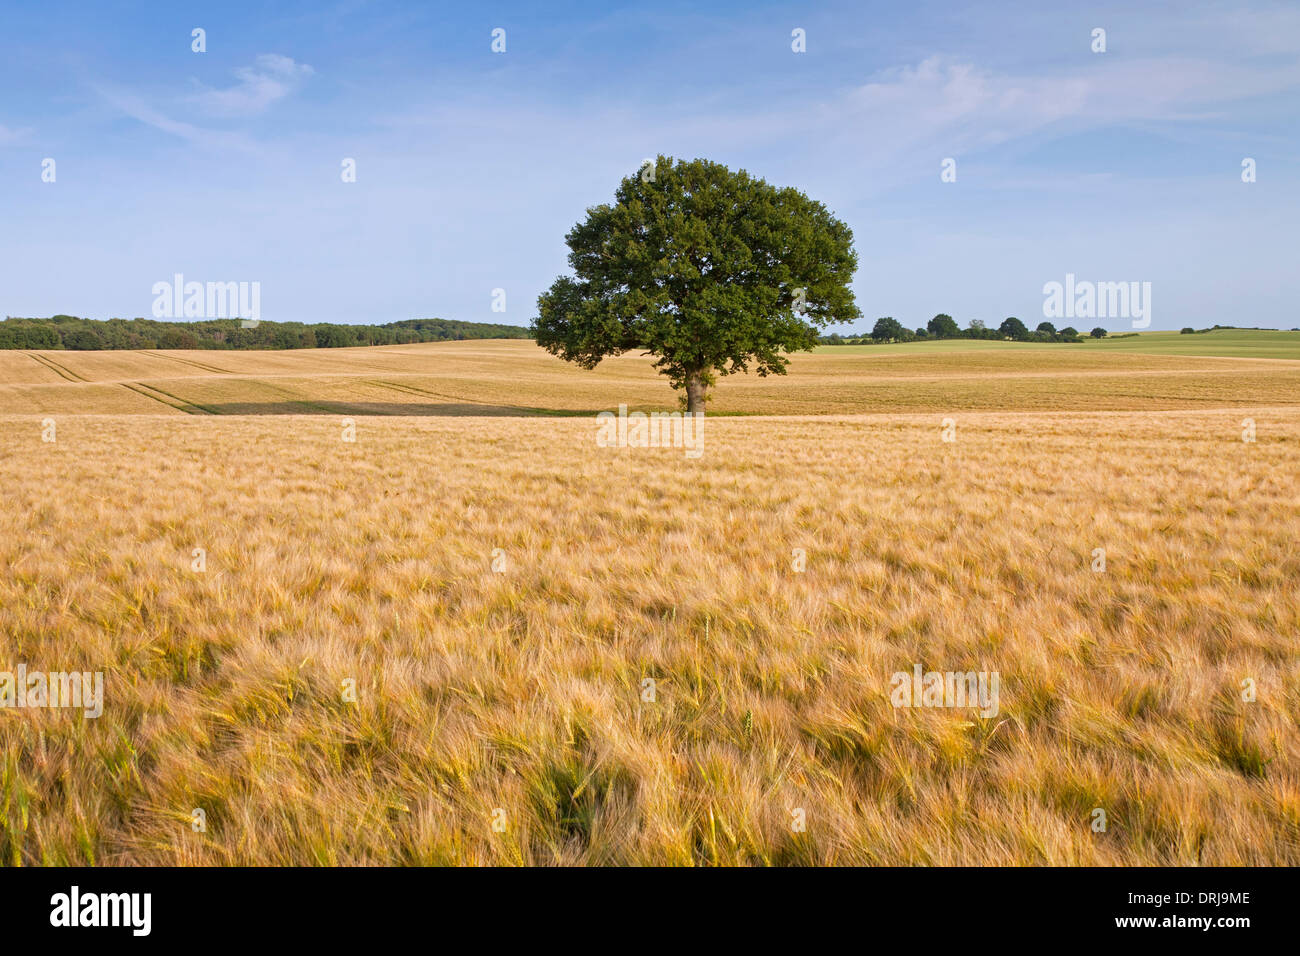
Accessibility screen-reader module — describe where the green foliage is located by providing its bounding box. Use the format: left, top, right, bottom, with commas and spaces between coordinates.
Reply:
999, 316, 1030, 340
821, 314, 1085, 346
0, 316, 531, 350
1091, 327, 1108, 338
871, 317, 906, 342
312, 324, 357, 348
532, 155, 861, 409
927, 313, 959, 338
0, 321, 60, 349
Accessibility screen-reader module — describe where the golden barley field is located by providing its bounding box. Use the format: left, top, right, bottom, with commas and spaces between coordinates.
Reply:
1, 336, 1298, 865
3, 336, 1300, 417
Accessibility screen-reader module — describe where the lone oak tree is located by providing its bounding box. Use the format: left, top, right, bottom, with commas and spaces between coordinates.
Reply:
532, 156, 861, 414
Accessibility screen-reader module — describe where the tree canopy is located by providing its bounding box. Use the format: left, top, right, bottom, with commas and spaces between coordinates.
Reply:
871, 317, 906, 342
532, 155, 861, 413
999, 316, 1029, 340
927, 313, 960, 338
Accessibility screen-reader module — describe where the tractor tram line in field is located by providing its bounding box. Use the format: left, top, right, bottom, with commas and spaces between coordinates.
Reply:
27, 351, 88, 383
368, 378, 500, 407
118, 381, 218, 415
139, 350, 235, 375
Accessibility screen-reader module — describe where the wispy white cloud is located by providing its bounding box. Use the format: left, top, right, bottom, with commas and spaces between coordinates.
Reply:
0, 123, 31, 146
370, 46, 1300, 196
95, 87, 260, 153
191, 54, 315, 117
92, 53, 312, 153
810, 53, 1300, 163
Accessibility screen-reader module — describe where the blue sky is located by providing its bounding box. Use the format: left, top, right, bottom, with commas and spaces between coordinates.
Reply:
1, 0, 1297, 332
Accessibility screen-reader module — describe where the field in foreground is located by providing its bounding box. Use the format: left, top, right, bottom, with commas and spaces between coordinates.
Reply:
1, 404, 1297, 864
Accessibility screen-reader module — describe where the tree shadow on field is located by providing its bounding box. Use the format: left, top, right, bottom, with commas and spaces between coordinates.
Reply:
199, 401, 597, 417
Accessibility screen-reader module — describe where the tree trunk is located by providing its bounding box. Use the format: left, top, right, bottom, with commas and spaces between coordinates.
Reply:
685, 370, 707, 415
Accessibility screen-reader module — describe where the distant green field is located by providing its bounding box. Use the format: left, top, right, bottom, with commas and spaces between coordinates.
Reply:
1077, 328, 1300, 359
822, 329, 1300, 360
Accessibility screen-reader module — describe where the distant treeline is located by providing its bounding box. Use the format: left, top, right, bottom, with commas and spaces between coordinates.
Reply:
823, 319, 1298, 345
1178, 324, 1298, 334
821, 315, 1092, 345
0, 316, 534, 350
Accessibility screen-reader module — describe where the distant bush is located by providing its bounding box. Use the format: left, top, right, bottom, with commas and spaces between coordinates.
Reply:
871, 317, 907, 343
927, 314, 960, 338
999, 317, 1030, 340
